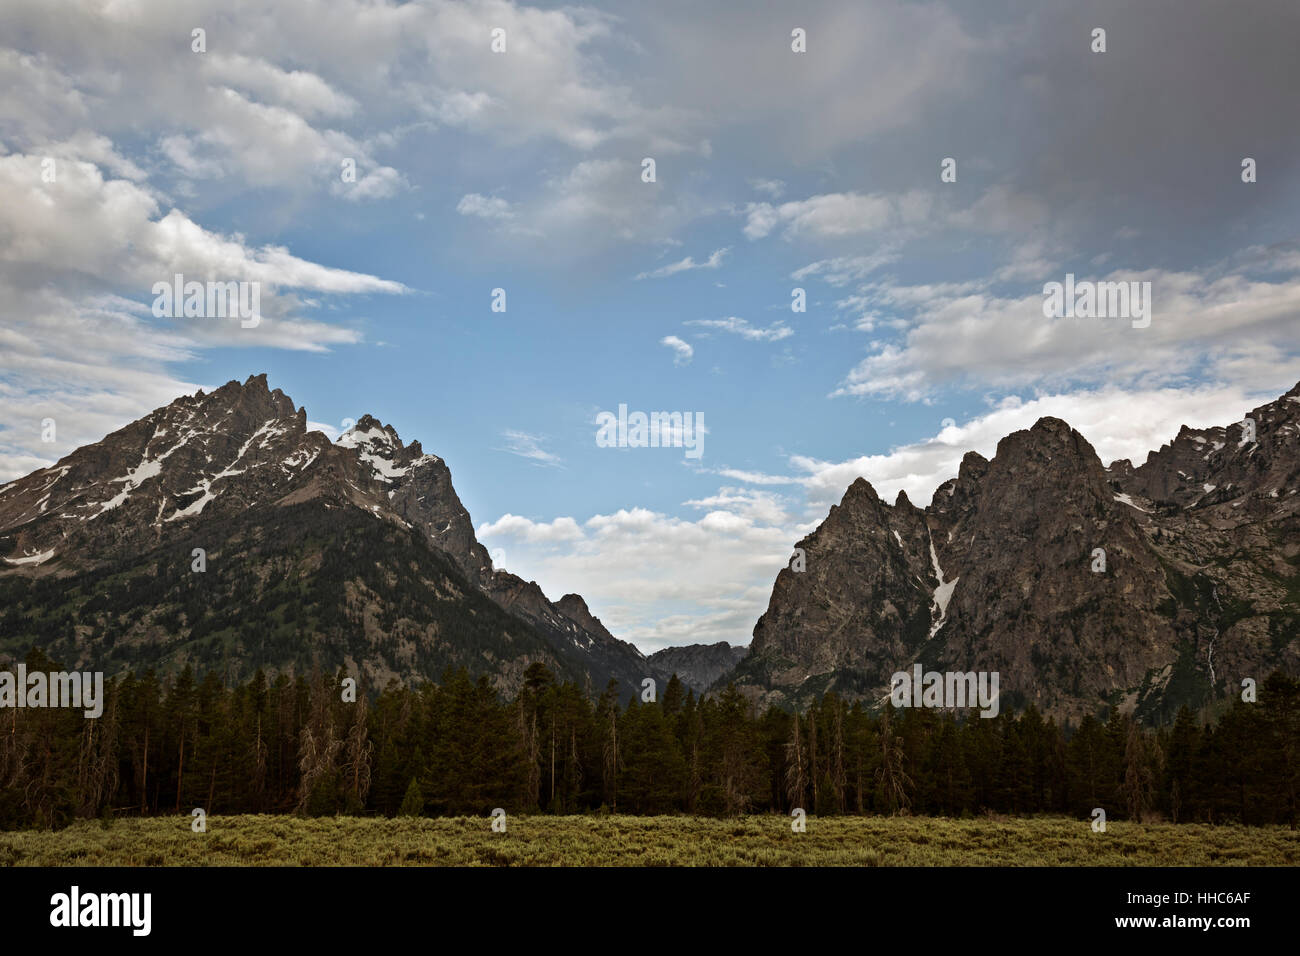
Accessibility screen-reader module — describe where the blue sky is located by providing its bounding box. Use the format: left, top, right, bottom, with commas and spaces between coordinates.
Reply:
3, 0, 1300, 650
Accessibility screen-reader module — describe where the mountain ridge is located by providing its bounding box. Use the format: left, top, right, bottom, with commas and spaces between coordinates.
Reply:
722, 383, 1300, 722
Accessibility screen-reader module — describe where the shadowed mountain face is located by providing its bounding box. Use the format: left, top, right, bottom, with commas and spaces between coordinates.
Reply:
646, 642, 748, 695
0, 375, 654, 699
726, 383, 1300, 723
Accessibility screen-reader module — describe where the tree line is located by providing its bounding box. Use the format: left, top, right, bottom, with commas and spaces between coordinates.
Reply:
2, 646, 1297, 829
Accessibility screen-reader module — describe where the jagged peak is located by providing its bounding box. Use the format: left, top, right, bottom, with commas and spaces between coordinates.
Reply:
957, 450, 989, 482
841, 475, 881, 505
997, 416, 1096, 462
185, 375, 299, 424
1028, 415, 1074, 436
339, 414, 403, 450
557, 593, 590, 614
555, 593, 620, 642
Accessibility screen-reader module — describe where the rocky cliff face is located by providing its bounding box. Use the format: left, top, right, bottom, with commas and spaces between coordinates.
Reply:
729, 385, 1300, 723
0, 375, 654, 698
646, 642, 748, 694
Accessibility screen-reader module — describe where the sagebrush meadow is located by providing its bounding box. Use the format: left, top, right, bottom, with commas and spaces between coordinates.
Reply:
5, 815, 1297, 867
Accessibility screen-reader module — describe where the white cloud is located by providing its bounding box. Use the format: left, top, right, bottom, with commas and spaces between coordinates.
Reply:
744, 191, 925, 240
202, 54, 358, 120
635, 246, 728, 280
478, 513, 583, 543
746, 185, 1049, 244
155, 87, 405, 196
457, 193, 514, 221
757, 385, 1279, 509
684, 487, 790, 525
792, 251, 900, 286
478, 503, 802, 651
660, 335, 694, 366
832, 265, 1300, 401
454, 158, 719, 249
0, 147, 404, 481
496, 430, 563, 466
0, 0, 701, 200
686, 316, 793, 342
0, 151, 404, 306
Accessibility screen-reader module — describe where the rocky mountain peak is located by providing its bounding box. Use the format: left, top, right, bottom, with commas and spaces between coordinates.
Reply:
843, 475, 881, 504
556, 592, 593, 620
957, 450, 989, 483
995, 416, 1100, 469
0, 375, 657, 701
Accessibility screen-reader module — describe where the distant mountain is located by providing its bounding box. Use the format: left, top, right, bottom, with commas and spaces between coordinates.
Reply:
0, 375, 654, 698
647, 642, 748, 694
723, 382, 1300, 722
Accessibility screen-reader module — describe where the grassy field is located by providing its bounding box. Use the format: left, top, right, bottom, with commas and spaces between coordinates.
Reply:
2, 815, 1298, 866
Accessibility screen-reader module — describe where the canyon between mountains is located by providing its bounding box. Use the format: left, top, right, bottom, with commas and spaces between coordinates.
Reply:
2, 374, 1297, 724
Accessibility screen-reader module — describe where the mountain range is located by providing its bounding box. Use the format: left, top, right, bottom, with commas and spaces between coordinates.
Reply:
728, 382, 1300, 722
2, 375, 1298, 721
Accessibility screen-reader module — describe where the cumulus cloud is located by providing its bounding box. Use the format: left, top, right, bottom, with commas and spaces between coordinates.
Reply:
0, 152, 403, 303
746, 385, 1282, 509
831, 264, 1300, 401
478, 513, 583, 543
0, 148, 404, 479
478, 503, 805, 650
0, 0, 702, 200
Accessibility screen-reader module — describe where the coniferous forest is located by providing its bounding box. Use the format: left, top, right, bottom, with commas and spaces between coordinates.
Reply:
3, 646, 1297, 831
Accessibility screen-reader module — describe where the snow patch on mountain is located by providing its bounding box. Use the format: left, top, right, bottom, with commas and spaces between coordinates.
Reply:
1113, 493, 1151, 513
4, 548, 55, 566
927, 531, 958, 639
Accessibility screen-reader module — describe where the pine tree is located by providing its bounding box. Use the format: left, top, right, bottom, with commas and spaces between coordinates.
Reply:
1164, 707, 1199, 823
875, 707, 913, 814
399, 776, 424, 817
784, 711, 807, 811
1259, 671, 1300, 829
